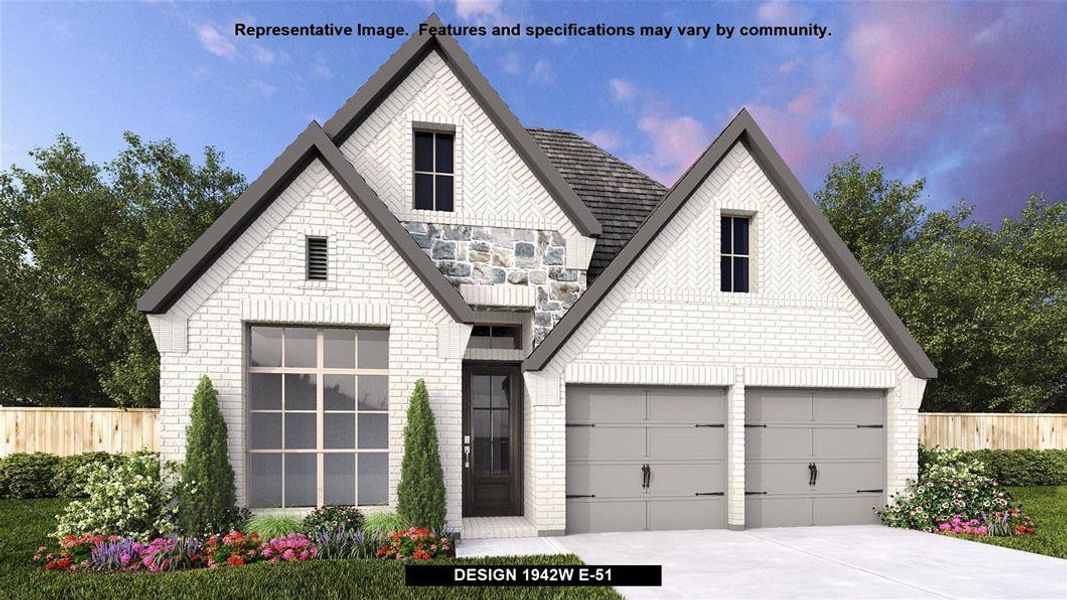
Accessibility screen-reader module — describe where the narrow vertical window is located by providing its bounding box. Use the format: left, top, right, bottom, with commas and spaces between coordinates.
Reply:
413, 130, 454, 211
306, 236, 328, 280
720, 216, 750, 293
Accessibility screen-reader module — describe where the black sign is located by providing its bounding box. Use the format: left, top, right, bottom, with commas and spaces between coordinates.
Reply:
406, 564, 662, 587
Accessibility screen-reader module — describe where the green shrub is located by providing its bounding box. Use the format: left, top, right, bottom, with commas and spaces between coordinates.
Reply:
0, 452, 60, 498
302, 505, 364, 536
177, 376, 238, 536
54, 450, 174, 540
919, 447, 1067, 486
247, 514, 302, 540
396, 379, 446, 530
881, 447, 1016, 531
362, 511, 410, 538
54, 452, 128, 498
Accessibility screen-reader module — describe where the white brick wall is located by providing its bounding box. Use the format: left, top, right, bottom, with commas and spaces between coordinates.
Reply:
151, 159, 467, 529
535, 143, 927, 531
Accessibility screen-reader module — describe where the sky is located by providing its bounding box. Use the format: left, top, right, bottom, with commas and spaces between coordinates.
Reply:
2, 1, 1065, 222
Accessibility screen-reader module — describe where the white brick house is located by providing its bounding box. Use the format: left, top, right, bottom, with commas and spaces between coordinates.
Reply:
140, 15, 935, 537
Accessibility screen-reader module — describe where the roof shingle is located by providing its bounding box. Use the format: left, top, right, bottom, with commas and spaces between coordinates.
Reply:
527, 127, 667, 282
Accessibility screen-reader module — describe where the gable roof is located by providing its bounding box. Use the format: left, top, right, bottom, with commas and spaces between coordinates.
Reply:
322, 14, 602, 238
527, 128, 667, 282
524, 109, 938, 379
137, 122, 477, 322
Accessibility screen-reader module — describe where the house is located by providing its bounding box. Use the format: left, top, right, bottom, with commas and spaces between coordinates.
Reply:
138, 15, 936, 538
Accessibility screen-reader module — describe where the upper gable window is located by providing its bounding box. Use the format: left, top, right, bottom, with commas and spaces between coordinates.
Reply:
720, 215, 750, 293
413, 129, 454, 211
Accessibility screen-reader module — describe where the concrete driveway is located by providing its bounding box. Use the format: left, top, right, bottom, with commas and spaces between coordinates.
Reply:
457, 525, 1066, 599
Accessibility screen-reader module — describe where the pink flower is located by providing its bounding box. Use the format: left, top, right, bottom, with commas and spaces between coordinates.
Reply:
282, 549, 295, 561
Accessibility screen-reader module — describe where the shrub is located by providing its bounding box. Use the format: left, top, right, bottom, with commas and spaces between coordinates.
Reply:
54, 450, 174, 540
930, 448, 1067, 487
261, 532, 316, 563
397, 379, 446, 530
178, 376, 238, 536
376, 527, 453, 560
303, 505, 365, 537
880, 447, 1019, 531
247, 514, 302, 540
54, 452, 127, 497
363, 511, 410, 538
0, 452, 60, 498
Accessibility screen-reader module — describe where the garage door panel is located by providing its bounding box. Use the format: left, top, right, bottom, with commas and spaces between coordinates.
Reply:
647, 462, 725, 497
746, 389, 812, 423
813, 427, 883, 460
812, 390, 883, 423
567, 500, 645, 534
812, 461, 883, 494
649, 426, 724, 460
648, 388, 725, 422
566, 463, 646, 498
813, 495, 882, 525
745, 496, 812, 528
747, 462, 814, 495
648, 498, 725, 530
746, 427, 811, 459
567, 426, 645, 461
566, 386, 646, 423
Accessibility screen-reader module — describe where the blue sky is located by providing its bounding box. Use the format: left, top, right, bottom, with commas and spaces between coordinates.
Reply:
2, 1, 1065, 222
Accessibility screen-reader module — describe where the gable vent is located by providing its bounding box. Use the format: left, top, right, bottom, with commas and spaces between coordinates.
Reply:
306, 236, 328, 280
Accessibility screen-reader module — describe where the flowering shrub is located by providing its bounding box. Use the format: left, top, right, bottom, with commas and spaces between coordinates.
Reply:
33, 533, 106, 571
203, 531, 261, 568
303, 505, 364, 537
261, 533, 316, 563
879, 447, 1035, 535
54, 451, 175, 541
376, 527, 453, 561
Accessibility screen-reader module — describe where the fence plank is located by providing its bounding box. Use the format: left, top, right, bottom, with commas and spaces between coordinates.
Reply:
919, 413, 1067, 450
0, 408, 160, 456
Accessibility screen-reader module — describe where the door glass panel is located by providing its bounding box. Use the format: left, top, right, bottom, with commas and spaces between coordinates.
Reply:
471, 372, 511, 476
492, 376, 509, 408
471, 375, 491, 408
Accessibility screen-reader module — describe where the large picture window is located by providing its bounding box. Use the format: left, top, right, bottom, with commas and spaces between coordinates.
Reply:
247, 326, 389, 508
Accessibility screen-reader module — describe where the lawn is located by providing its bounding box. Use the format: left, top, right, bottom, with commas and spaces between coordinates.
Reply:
962, 486, 1067, 559
0, 499, 621, 600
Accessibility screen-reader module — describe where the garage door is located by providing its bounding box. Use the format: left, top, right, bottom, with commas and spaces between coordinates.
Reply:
566, 386, 726, 533
745, 388, 885, 527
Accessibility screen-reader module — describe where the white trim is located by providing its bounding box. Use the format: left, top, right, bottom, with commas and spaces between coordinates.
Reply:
564, 363, 735, 387
564, 234, 596, 271
241, 298, 391, 327
742, 366, 895, 389
460, 284, 536, 308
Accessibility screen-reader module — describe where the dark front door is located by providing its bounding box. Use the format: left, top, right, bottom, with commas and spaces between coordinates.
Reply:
463, 363, 523, 517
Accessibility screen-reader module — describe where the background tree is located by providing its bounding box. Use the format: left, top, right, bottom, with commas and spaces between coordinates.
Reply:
397, 379, 446, 530
816, 158, 1066, 412
0, 134, 244, 407
178, 376, 237, 535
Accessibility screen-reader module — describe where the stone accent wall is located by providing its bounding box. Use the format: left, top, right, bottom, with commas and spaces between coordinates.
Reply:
404, 222, 586, 345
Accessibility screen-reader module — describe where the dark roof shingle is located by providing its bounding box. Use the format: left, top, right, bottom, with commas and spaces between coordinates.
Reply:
527, 128, 667, 282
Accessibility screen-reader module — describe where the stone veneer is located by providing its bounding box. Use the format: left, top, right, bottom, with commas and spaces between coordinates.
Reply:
403, 222, 587, 345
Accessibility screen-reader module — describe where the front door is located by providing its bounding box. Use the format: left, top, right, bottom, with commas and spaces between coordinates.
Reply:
462, 363, 523, 517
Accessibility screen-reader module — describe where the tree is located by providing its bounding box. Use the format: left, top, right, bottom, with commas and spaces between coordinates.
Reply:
0, 133, 245, 407
397, 379, 446, 530
816, 159, 1067, 413
178, 376, 237, 535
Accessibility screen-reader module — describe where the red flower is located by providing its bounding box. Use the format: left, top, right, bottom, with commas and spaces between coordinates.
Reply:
227, 555, 246, 567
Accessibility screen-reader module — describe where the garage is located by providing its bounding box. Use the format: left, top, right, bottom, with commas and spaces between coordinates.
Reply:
565, 386, 726, 533
745, 388, 885, 527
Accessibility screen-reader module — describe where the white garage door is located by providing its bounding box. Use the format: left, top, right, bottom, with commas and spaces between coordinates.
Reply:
566, 386, 727, 533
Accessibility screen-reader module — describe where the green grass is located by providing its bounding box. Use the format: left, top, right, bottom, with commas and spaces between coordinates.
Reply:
246, 513, 302, 539
0, 499, 620, 599
966, 486, 1067, 559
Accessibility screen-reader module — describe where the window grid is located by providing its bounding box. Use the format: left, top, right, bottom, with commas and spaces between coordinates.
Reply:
413, 130, 454, 211
721, 215, 751, 293
247, 327, 388, 508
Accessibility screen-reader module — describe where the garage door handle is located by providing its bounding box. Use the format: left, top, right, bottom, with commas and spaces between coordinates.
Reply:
745, 491, 767, 495
808, 463, 816, 487
695, 492, 724, 496
695, 424, 724, 428
856, 424, 883, 428
641, 464, 650, 489
813, 463, 819, 486
744, 424, 767, 428
566, 494, 596, 499
566, 423, 595, 427
856, 489, 883, 494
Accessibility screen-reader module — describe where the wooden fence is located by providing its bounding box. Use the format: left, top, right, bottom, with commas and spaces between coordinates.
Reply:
1, 408, 1065, 456
0, 408, 159, 457
919, 413, 1067, 450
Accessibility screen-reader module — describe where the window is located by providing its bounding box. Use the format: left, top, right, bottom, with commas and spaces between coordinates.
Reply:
413, 130, 454, 211
306, 236, 328, 280
468, 325, 521, 350
721, 215, 750, 293
247, 326, 389, 508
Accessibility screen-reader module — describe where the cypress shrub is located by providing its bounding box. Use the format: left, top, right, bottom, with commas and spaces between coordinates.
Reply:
396, 379, 446, 530
178, 375, 237, 535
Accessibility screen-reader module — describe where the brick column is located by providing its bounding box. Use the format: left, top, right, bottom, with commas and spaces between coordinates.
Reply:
726, 369, 746, 529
